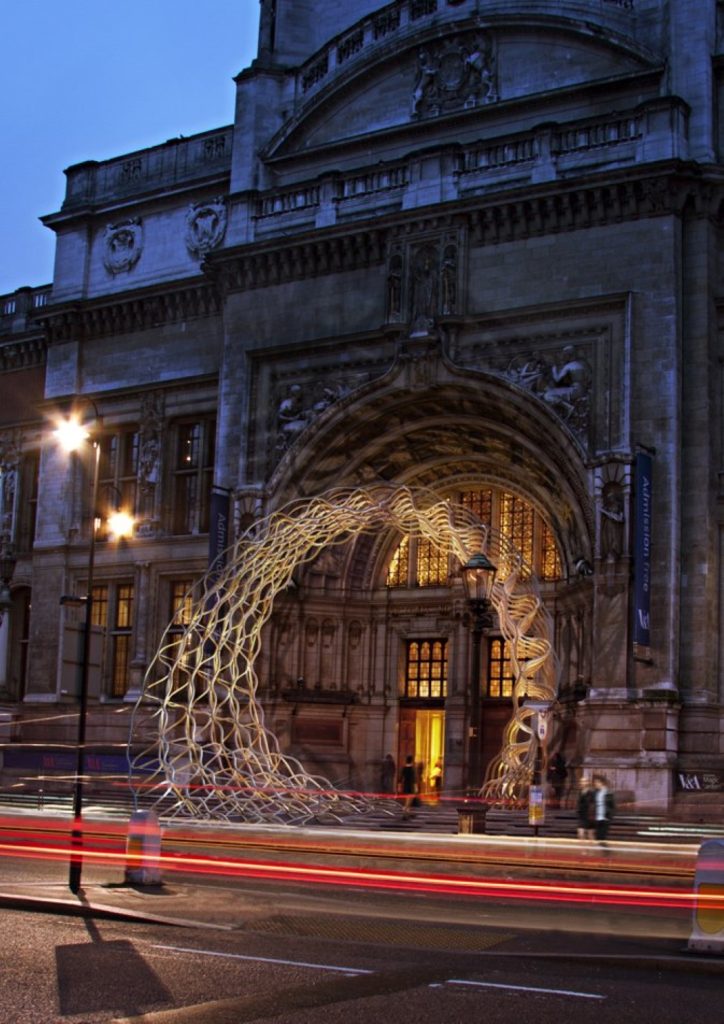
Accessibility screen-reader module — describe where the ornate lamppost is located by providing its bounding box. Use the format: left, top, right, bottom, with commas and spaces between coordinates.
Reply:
460, 551, 496, 796
54, 406, 133, 893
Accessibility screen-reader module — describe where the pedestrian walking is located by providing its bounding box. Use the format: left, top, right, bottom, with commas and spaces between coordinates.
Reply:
576, 775, 595, 839
592, 773, 615, 843
381, 753, 396, 794
547, 751, 568, 807
399, 754, 417, 818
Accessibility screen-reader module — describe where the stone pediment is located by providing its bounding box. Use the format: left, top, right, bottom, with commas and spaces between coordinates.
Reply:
266, 16, 659, 161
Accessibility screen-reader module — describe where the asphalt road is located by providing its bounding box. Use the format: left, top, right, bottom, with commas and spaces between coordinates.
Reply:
1, 849, 722, 1024
3, 897, 723, 1024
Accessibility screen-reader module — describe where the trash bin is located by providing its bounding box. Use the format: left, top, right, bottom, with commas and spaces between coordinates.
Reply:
125, 809, 162, 886
457, 805, 487, 834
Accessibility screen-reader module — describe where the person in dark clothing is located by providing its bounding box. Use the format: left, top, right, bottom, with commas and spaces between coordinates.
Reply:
547, 751, 568, 806
576, 776, 595, 839
399, 754, 417, 818
592, 773, 615, 843
381, 753, 396, 794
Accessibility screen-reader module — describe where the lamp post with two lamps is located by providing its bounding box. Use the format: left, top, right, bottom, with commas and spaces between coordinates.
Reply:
459, 551, 496, 798
54, 406, 134, 893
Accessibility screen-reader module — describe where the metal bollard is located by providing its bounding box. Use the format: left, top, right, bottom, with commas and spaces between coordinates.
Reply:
125, 809, 163, 886
688, 838, 724, 954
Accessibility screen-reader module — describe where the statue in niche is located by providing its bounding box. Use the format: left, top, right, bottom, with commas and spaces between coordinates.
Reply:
441, 244, 457, 315
410, 245, 438, 331
600, 481, 625, 561
138, 392, 164, 491
387, 252, 403, 321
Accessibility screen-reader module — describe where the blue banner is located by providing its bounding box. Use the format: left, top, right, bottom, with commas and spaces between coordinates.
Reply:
208, 486, 231, 578
633, 452, 653, 647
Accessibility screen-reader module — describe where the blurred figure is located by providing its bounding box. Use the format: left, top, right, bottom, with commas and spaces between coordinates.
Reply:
381, 753, 396, 794
399, 754, 417, 819
430, 759, 443, 802
547, 751, 568, 806
592, 773, 615, 843
576, 776, 595, 839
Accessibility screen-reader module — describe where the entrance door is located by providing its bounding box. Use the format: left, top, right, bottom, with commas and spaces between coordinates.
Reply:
398, 708, 445, 798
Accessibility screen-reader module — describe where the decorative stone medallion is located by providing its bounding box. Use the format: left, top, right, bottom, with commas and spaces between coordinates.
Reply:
103, 218, 143, 275
411, 33, 497, 119
185, 198, 227, 259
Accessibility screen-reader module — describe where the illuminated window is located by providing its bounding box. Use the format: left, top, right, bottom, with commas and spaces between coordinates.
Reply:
386, 535, 409, 586
415, 538, 449, 586
97, 428, 139, 540
111, 584, 134, 697
461, 488, 492, 527
541, 521, 562, 581
499, 491, 534, 569
173, 418, 216, 535
170, 579, 194, 628
487, 637, 514, 699
90, 582, 134, 698
385, 488, 562, 586
403, 639, 448, 700
168, 579, 198, 701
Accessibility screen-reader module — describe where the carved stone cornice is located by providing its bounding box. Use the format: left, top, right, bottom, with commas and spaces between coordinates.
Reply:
467, 170, 704, 246
0, 337, 46, 371
208, 229, 386, 295
211, 167, 715, 296
38, 281, 221, 344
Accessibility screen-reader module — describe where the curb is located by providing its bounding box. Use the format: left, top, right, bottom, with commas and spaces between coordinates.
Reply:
0, 890, 232, 930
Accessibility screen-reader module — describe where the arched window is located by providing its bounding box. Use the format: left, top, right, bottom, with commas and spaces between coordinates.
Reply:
385, 487, 562, 587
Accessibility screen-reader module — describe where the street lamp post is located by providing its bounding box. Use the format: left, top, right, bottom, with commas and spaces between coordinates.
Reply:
55, 410, 101, 894
460, 552, 496, 797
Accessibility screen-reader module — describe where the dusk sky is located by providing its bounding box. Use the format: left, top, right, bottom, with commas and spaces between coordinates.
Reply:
1, 0, 260, 296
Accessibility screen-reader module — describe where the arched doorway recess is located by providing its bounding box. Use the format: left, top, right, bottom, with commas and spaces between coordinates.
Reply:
130, 484, 556, 823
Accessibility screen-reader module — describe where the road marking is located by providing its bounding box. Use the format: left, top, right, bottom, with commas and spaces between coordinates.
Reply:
445, 978, 605, 1000
150, 943, 372, 976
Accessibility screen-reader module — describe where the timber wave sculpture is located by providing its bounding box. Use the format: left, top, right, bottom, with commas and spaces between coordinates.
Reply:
128, 484, 557, 823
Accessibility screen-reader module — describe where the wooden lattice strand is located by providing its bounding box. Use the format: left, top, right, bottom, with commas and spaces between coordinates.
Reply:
129, 485, 556, 822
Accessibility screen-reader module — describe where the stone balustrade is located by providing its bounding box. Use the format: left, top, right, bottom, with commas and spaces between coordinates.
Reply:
296, 0, 636, 104
61, 126, 233, 211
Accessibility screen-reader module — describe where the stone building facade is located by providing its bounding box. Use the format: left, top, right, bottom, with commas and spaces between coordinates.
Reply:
1, 0, 723, 815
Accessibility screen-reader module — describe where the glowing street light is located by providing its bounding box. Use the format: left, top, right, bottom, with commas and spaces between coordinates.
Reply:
54, 403, 134, 893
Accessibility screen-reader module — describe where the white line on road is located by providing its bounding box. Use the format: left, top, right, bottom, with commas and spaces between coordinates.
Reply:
150, 943, 373, 976
444, 978, 606, 1000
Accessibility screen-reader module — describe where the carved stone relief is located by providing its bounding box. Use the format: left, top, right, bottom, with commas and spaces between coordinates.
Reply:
274, 376, 363, 453
502, 345, 592, 440
185, 198, 227, 259
136, 391, 165, 536
411, 33, 498, 119
0, 428, 21, 544
103, 219, 143, 275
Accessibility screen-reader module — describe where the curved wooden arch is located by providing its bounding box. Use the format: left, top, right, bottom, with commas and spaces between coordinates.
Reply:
129, 483, 557, 822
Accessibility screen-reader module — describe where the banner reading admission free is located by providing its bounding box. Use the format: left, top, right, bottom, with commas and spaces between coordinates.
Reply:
633, 451, 653, 648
